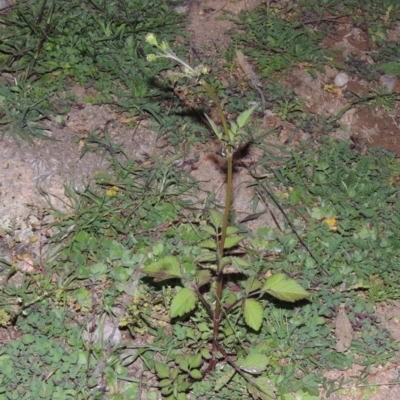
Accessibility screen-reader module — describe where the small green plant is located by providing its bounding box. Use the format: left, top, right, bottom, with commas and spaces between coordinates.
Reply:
273, 98, 304, 121
144, 34, 310, 398
232, 4, 328, 77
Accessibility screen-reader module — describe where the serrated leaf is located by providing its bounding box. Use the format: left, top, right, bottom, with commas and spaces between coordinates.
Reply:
247, 376, 276, 399
170, 288, 198, 318
229, 122, 238, 136
231, 257, 251, 267
289, 188, 301, 206
236, 104, 257, 128
244, 299, 263, 331
196, 269, 212, 287
245, 277, 262, 293
220, 257, 231, 267
179, 358, 189, 372
226, 226, 239, 235
210, 210, 223, 228
142, 256, 182, 282
177, 393, 187, 400
223, 235, 244, 249
198, 239, 217, 249
189, 353, 202, 369
159, 379, 172, 388
200, 225, 216, 236
239, 353, 269, 374
194, 250, 217, 263
177, 381, 191, 392
154, 361, 170, 379
189, 369, 202, 380
380, 61, 400, 76
263, 273, 310, 302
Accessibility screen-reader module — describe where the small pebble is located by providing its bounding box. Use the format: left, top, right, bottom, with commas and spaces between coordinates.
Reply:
334, 72, 349, 88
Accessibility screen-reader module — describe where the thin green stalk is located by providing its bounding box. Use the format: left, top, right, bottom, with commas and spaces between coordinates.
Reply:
200, 80, 233, 257
200, 80, 234, 371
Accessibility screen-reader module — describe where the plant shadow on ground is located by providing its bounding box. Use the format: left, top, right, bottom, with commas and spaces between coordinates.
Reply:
1, 0, 400, 399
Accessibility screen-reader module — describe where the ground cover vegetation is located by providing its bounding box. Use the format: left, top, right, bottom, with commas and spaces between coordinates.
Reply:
1, 0, 400, 399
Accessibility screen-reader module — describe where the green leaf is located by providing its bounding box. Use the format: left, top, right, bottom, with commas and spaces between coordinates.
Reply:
198, 239, 217, 249
223, 235, 244, 249
380, 62, 400, 76
194, 250, 217, 263
263, 273, 310, 302
154, 361, 170, 379
226, 226, 239, 235
231, 257, 251, 267
239, 353, 269, 374
205, 113, 223, 140
200, 225, 216, 236
230, 121, 238, 135
159, 379, 172, 388
289, 188, 301, 206
214, 366, 236, 392
22, 334, 35, 345
189, 369, 202, 380
245, 277, 262, 293
170, 288, 198, 318
196, 270, 212, 287
177, 393, 187, 400
90, 261, 107, 280
200, 348, 212, 360
244, 299, 263, 331
247, 377, 276, 399
236, 104, 257, 128
210, 210, 223, 228
179, 358, 189, 372
142, 256, 182, 282
189, 353, 202, 369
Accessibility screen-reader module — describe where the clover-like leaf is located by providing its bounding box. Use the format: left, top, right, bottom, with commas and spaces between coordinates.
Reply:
244, 298, 263, 331
170, 288, 198, 318
142, 256, 182, 282
263, 273, 310, 302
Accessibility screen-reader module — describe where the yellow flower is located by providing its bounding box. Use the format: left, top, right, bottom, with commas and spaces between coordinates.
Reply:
325, 217, 338, 231
106, 186, 119, 196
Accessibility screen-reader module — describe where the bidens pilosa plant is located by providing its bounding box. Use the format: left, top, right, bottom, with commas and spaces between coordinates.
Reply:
144, 33, 310, 398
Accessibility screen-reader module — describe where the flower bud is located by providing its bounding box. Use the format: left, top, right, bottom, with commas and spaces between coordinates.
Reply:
160, 41, 168, 51
145, 33, 158, 47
